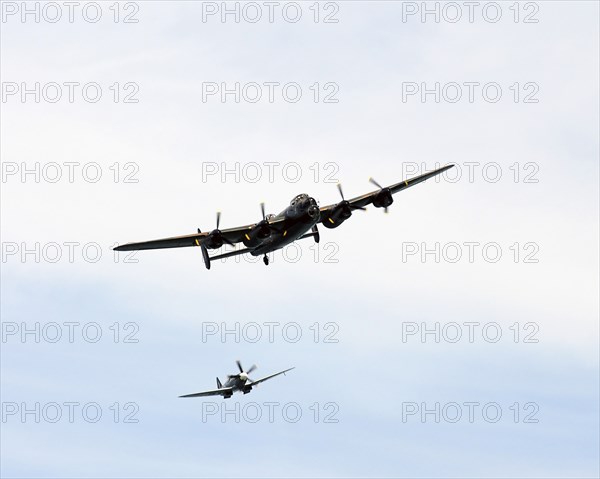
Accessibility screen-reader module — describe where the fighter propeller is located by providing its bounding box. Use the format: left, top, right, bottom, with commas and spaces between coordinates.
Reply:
227, 360, 258, 383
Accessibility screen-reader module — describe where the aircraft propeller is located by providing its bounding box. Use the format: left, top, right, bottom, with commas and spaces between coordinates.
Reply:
228, 360, 257, 383
369, 177, 393, 213
254, 203, 279, 237
260, 202, 267, 221
336, 183, 366, 213
201, 211, 235, 249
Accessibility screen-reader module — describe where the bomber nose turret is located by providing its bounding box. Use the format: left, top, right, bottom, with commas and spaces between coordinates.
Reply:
308, 205, 320, 218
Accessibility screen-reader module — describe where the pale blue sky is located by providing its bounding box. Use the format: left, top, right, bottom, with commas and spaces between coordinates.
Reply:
1, 1, 598, 477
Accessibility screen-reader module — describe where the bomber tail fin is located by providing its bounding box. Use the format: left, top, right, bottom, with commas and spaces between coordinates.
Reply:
216, 377, 222, 389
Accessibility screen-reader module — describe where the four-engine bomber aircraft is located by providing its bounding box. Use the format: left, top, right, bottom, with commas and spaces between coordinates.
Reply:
115, 164, 455, 269
179, 361, 294, 399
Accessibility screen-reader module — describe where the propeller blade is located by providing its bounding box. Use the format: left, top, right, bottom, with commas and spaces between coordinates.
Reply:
384, 206, 389, 214
236, 360, 243, 373
222, 237, 235, 246
351, 205, 367, 211
216, 211, 221, 230
369, 177, 383, 189
197, 228, 201, 234
336, 182, 345, 201
260, 202, 266, 220
246, 364, 257, 374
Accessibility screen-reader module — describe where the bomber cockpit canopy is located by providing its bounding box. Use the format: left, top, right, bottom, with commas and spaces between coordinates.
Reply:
290, 194, 309, 206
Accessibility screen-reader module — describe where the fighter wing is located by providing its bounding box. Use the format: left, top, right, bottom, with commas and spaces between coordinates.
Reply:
248, 367, 295, 387
179, 387, 234, 398
114, 218, 287, 252
319, 164, 455, 216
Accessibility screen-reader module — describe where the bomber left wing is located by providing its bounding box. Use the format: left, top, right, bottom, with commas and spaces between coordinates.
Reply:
179, 386, 234, 398
114, 231, 208, 251
114, 219, 286, 252
248, 367, 295, 387
319, 164, 455, 222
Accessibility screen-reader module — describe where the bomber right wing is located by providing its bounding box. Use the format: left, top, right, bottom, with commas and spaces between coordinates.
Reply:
319, 164, 455, 219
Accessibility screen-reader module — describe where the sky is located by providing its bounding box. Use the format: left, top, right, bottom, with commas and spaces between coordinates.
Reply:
1, 1, 599, 478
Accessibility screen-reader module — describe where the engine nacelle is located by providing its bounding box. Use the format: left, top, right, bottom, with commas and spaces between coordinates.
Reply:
242, 220, 272, 247
204, 229, 225, 249
322, 202, 352, 229
373, 188, 393, 209
242, 386, 252, 394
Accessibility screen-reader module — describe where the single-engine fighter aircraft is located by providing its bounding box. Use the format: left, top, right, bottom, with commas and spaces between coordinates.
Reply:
115, 164, 454, 269
179, 361, 294, 399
